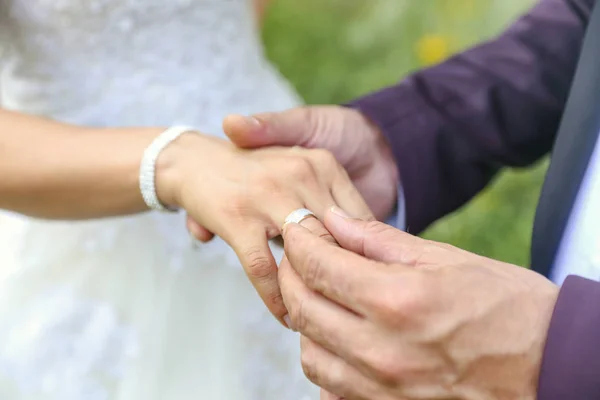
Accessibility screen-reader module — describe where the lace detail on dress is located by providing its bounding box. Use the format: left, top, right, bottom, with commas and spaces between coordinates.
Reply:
0, 287, 139, 400
0, 0, 310, 398
0, 0, 300, 129
241, 305, 318, 400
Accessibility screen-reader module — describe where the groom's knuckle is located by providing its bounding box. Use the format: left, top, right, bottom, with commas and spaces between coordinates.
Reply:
366, 350, 404, 384
301, 362, 318, 384
355, 338, 405, 383
302, 364, 320, 387
291, 296, 310, 331
300, 106, 322, 138
303, 251, 325, 289
365, 220, 396, 241
304, 107, 334, 143
375, 283, 422, 323
388, 277, 427, 321
303, 105, 320, 129
300, 344, 320, 383
376, 296, 402, 321
316, 231, 337, 247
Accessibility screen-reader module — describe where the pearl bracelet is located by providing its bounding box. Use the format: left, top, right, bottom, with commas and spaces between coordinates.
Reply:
139, 125, 197, 212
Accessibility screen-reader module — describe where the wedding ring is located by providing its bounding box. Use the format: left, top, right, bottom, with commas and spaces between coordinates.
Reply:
283, 208, 316, 229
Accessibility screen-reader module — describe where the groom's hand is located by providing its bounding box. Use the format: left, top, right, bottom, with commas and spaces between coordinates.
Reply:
222, 106, 399, 221
187, 106, 397, 243
280, 208, 559, 400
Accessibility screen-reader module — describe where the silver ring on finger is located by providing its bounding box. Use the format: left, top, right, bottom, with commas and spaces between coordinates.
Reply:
283, 208, 316, 230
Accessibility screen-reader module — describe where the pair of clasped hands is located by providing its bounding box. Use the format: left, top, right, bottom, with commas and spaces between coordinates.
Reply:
159, 105, 398, 322
161, 106, 557, 400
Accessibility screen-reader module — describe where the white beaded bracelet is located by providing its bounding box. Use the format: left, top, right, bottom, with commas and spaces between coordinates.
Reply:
139, 125, 198, 212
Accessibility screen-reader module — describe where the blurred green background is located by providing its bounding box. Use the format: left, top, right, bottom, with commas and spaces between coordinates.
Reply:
263, 0, 545, 267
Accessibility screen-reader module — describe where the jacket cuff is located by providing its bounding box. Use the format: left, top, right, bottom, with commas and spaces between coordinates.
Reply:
537, 275, 600, 399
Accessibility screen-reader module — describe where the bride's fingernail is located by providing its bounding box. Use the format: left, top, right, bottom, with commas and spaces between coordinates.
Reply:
283, 314, 295, 331
330, 206, 350, 219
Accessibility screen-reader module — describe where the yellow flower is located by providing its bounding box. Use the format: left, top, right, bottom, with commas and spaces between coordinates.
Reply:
416, 34, 451, 66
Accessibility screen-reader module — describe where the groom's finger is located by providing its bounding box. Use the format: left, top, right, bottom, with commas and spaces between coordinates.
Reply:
185, 214, 215, 243
283, 222, 386, 316
223, 109, 316, 149
292, 212, 339, 247
300, 336, 379, 400
279, 250, 376, 371
222, 114, 274, 148
324, 208, 423, 264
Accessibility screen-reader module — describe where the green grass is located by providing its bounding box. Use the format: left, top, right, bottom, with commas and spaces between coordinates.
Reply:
263, 0, 544, 267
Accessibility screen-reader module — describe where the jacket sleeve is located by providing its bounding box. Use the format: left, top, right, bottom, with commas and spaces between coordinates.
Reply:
537, 275, 600, 399
350, 0, 595, 234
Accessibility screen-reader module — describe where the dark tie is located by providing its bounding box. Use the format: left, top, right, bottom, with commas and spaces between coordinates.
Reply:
530, 2, 600, 276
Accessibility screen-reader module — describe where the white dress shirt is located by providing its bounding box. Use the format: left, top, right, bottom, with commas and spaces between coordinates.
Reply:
387, 188, 406, 229
391, 133, 600, 286
551, 134, 600, 285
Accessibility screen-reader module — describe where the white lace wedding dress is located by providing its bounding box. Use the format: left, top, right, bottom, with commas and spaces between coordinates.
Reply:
0, 1, 318, 399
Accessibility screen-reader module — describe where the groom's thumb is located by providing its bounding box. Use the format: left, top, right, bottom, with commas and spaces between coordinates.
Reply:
324, 207, 422, 264
223, 108, 317, 149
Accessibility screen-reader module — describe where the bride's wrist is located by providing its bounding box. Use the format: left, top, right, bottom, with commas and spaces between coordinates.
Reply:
154, 131, 202, 209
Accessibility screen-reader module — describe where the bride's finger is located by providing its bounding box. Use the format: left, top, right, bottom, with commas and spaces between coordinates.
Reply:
295, 182, 337, 223
239, 198, 334, 324
256, 193, 326, 234
301, 149, 374, 221
227, 223, 289, 326
331, 174, 374, 222
186, 214, 215, 243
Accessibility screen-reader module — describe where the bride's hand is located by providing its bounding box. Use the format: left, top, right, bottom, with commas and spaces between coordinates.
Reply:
155, 133, 374, 325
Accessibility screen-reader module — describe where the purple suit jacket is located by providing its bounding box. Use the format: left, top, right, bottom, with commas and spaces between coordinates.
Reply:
351, 0, 600, 397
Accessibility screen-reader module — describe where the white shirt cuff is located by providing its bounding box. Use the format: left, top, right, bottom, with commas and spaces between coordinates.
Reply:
385, 185, 406, 231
